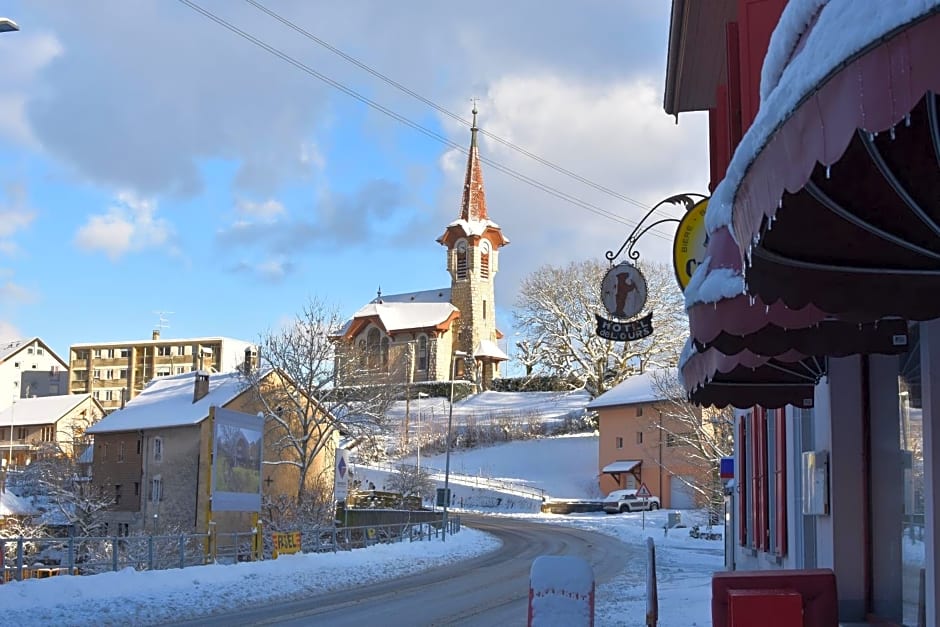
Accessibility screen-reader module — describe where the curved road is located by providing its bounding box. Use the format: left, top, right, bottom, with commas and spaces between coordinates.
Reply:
174, 515, 640, 626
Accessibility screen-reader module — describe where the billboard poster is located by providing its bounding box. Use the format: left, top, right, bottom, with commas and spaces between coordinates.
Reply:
334, 447, 350, 500
211, 406, 264, 512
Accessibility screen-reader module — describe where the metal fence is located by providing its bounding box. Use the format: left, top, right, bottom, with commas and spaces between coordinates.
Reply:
361, 460, 546, 501
0, 516, 461, 584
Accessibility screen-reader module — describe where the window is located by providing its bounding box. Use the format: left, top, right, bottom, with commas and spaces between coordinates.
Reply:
120, 369, 128, 379
117, 523, 129, 537
120, 348, 129, 358
27, 347, 33, 354
134, 482, 140, 496
106, 348, 115, 359
16, 427, 28, 440
75, 350, 89, 361
151, 476, 163, 503
153, 437, 163, 463
176, 366, 186, 374
615, 436, 623, 449
480, 241, 491, 279
417, 335, 428, 371
114, 484, 122, 505
41, 426, 55, 442
455, 240, 468, 280
666, 434, 678, 447
155, 366, 171, 377
636, 431, 644, 445
105, 389, 116, 401
157, 346, 171, 357
36, 347, 43, 356
93, 349, 102, 359
483, 300, 487, 321
118, 441, 125, 462
367, 329, 381, 369
75, 370, 88, 381
636, 406, 644, 417
137, 439, 142, 455
101, 442, 109, 460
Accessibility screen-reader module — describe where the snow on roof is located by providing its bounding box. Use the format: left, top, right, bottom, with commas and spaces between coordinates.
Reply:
350, 301, 458, 333
371, 288, 451, 304
601, 460, 642, 473
86, 370, 247, 434
704, 0, 940, 237
71, 336, 252, 348
587, 368, 678, 409
0, 491, 37, 517
441, 218, 509, 242
0, 338, 32, 362
0, 394, 92, 427
474, 339, 508, 361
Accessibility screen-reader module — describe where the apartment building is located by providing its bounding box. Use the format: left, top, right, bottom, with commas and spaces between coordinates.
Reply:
68, 331, 254, 412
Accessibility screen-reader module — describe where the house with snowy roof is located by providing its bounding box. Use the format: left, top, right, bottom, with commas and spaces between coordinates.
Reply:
85, 367, 337, 536
588, 368, 707, 509
0, 337, 70, 413
0, 394, 105, 469
333, 107, 510, 391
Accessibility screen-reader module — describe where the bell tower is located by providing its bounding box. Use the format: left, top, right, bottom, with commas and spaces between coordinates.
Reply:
437, 106, 510, 384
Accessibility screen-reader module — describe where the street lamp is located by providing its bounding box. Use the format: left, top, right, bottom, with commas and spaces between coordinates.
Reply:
0, 17, 19, 32
442, 350, 469, 541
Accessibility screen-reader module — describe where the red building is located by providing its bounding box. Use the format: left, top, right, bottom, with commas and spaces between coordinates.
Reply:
666, 1, 940, 623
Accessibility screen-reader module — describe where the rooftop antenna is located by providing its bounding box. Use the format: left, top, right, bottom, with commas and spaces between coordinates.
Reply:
153, 311, 174, 331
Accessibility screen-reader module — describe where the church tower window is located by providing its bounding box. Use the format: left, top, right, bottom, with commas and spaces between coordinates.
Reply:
480, 240, 491, 279
455, 240, 469, 280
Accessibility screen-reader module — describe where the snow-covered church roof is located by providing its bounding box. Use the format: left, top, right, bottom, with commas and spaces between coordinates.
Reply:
338, 288, 459, 337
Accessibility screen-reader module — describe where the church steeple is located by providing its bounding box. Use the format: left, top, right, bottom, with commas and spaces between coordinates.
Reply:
459, 103, 488, 222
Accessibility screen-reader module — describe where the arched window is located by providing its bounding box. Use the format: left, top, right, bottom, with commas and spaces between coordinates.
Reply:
417, 335, 428, 371
455, 240, 468, 280
367, 329, 381, 369
480, 240, 491, 279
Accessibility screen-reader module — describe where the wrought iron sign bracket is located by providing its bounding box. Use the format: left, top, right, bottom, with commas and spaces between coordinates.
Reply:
605, 193, 708, 265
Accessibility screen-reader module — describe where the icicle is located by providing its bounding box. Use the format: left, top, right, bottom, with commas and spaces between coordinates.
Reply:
825, 165, 831, 179
765, 305, 770, 314
749, 295, 756, 307
778, 198, 783, 209
905, 113, 912, 127
890, 126, 896, 141
868, 132, 876, 142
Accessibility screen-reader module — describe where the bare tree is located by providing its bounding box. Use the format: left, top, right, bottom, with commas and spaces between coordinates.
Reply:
649, 370, 734, 523
243, 297, 398, 505
513, 259, 687, 394
386, 464, 435, 501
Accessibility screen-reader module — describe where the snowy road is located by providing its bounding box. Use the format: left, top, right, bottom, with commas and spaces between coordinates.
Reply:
172, 514, 638, 626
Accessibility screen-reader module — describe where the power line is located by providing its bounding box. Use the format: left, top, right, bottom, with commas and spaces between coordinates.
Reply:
175, 0, 675, 240
243, 0, 662, 215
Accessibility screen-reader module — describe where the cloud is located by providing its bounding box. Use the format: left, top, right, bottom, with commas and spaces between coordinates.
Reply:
0, 31, 63, 146
0, 184, 37, 256
74, 192, 173, 260
0, 320, 22, 343
229, 256, 297, 283
235, 199, 286, 223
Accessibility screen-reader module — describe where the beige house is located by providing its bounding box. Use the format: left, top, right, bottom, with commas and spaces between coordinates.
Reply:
85, 368, 336, 535
333, 108, 509, 390
589, 369, 707, 509
68, 332, 254, 412
0, 394, 105, 469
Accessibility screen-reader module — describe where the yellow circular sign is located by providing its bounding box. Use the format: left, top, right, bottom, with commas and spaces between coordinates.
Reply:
672, 198, 709, 291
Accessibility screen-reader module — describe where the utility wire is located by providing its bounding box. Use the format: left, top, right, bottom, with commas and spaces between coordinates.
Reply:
176, 0, 675, 240
243, 0, 664, 216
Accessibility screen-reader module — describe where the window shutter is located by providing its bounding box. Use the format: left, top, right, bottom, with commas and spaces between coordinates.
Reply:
774, 408, 788, 557
738, 416, 748, 547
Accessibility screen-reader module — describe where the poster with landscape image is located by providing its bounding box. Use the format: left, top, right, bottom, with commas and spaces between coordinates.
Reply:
211, 407, 263, 512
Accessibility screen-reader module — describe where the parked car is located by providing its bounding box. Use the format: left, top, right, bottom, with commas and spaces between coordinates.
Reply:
602, 489, 661, 514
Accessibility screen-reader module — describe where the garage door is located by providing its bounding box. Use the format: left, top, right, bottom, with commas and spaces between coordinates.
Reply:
669, 476, 697, 509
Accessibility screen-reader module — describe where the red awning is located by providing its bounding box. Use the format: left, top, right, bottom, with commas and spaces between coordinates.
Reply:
707, 7, 940, 320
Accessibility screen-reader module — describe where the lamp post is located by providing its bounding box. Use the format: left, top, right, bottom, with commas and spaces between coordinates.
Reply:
442, 350, 469, 541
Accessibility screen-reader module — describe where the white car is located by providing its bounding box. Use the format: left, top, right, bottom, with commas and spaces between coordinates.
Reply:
602, 489, 661, 514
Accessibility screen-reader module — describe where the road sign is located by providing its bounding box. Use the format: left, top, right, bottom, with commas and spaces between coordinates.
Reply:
636, 483, 652, 498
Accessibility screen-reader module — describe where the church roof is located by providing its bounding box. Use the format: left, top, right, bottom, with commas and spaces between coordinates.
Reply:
347, 302, 459, 335
369, 288, 451, 304
459, 105, 488, 222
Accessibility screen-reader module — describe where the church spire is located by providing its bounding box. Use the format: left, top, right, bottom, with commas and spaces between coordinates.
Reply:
459, 103, 488, 222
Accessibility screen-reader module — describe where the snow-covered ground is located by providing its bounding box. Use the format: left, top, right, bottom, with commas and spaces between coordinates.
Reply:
1, 431, 724, 626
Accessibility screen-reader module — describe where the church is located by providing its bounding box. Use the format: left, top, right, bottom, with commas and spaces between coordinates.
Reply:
333, 108, 509, 390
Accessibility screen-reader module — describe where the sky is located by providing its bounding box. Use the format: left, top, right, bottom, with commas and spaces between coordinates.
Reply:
0, 1, 709, 365
1, 432, 727, 626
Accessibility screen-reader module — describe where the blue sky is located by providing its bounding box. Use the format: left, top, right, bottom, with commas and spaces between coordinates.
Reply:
0, 1, 708, 366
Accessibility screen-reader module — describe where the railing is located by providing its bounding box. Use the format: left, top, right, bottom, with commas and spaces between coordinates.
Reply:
0, 517, 461, 583
358, 461, 547, 501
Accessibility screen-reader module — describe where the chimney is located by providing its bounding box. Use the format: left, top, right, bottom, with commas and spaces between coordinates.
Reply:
152, 329, 160, 340
193, 372, 210, 404
244, 346, 258, 374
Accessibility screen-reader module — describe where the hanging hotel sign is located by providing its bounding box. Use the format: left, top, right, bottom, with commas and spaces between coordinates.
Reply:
596, 262, 653, 342
672, 197, 709, 291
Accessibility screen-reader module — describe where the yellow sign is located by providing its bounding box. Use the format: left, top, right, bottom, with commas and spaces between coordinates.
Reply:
672, 197, 709, 290
272, 531, 302, 558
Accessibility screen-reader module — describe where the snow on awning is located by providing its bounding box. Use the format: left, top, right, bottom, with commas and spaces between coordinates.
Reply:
601, 460, 642, 474
703, 2, 940, 320
474, 339, 508, 361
